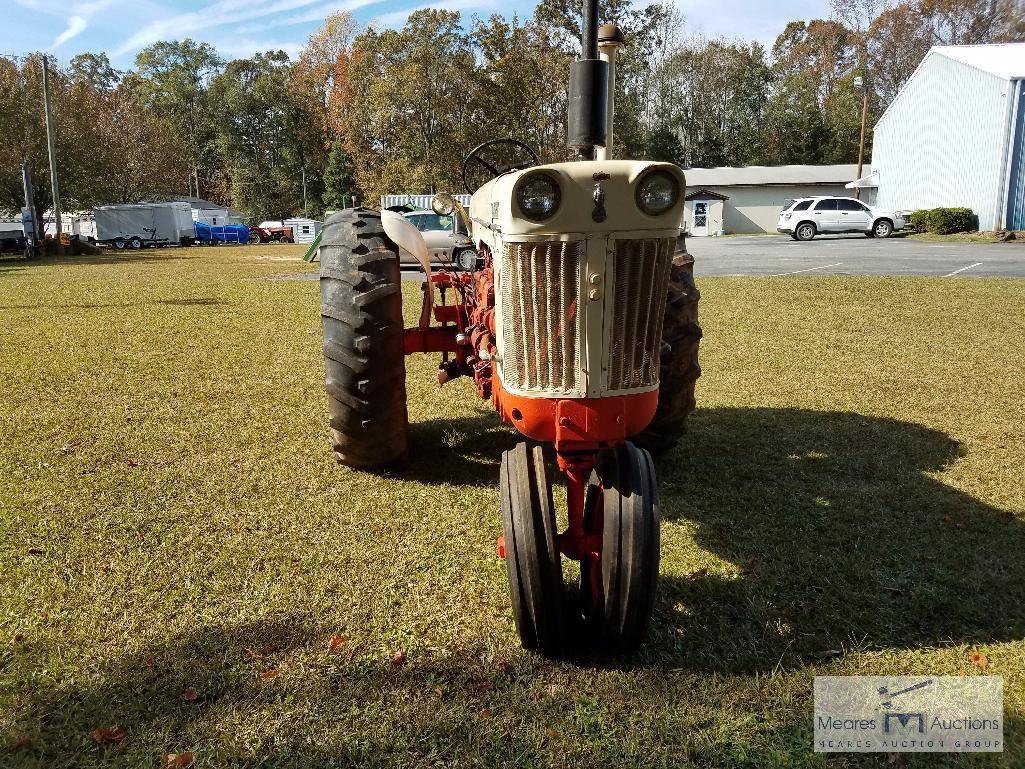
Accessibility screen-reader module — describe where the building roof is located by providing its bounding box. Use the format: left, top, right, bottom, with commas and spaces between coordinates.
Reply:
685, 189, 730, 201
683, 164, 863, 187
170, 196, 228, 210
932, 43, 1025, 80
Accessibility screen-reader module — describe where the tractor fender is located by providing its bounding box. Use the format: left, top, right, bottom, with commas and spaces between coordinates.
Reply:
381, 210, 431, 276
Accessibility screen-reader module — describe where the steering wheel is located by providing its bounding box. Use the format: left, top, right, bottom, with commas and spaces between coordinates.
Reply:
461, 138, 540, 194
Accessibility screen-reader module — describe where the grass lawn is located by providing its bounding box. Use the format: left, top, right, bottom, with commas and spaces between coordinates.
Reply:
1, 245, 1024, 768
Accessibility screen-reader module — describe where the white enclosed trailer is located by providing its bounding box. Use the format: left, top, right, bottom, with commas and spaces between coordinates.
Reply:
94, 203, 196, 249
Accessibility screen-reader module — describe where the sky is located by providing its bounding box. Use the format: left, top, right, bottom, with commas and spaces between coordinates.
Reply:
1, 0, 834, 69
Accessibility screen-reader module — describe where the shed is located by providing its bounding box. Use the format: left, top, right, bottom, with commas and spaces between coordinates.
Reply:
283, 217, 323, 244
682, 165, 862, 234
857, 43, 1025, 231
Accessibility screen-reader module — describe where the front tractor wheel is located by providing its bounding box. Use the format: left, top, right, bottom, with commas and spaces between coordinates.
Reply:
581, 442, 660, 653
634, 239, 701, 453
320, 208, 409, 468
500, 443, 565, 656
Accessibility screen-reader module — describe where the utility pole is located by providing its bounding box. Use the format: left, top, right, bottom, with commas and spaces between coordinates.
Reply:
42, 54, 62, 235
854, 75, 869, 201
21, 164, 38, 258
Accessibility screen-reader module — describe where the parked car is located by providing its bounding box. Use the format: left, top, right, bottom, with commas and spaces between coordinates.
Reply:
402, 210, 477, 270
777, 197, 906, 241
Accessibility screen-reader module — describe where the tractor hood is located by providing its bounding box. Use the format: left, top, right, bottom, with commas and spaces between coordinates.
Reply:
468, 160, 686, 238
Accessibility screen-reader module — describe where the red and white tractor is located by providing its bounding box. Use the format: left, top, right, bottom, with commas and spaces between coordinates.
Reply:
318, 7, 701, 655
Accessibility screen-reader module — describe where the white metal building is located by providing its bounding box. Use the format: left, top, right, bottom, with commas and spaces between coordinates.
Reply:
381, 194, 471, 210
852, 44, 1025, 231
283, 217, 323, 244
681, 165, 864, 235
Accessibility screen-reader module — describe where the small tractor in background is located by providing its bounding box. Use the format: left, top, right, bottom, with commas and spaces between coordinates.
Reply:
318, 4, 701, 655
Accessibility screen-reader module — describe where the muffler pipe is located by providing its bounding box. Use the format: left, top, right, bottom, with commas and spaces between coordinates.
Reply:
567, 0, 607, 159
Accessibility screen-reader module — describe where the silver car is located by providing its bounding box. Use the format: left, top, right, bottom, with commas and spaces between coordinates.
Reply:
402, 210, 478, 270
777, 196, 906, 241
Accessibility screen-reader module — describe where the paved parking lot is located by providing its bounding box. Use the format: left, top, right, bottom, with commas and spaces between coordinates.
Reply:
686, 234, 1025, 277
294, 233, 1025, 282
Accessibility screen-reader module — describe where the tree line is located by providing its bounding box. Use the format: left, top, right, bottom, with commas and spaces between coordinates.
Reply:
2, 0, 1021, 224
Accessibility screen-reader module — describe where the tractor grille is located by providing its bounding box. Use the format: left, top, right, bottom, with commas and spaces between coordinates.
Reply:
607, 237, 673, 391
500, 240, 584, 394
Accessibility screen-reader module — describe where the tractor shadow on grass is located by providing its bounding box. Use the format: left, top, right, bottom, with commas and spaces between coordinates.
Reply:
402, 406, 1025, 673
0, 251, 200, 272
640, 406, 1025, 673
6, 618, 552, 767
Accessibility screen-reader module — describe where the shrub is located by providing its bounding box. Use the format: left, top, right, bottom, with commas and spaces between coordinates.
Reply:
927, 207, 975, 234
907, 207, 976, 234
908, 210, 931, 231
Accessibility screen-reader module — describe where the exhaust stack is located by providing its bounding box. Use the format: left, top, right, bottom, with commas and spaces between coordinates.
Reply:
595, 24, 624, 161
567, 0, 607, 159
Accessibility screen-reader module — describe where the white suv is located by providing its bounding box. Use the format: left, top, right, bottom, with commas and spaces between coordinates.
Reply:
777, 197, 905, 241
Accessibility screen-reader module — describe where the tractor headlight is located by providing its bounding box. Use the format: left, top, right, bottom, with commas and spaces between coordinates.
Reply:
636, 170, 680, 216
516, 173, 560, 221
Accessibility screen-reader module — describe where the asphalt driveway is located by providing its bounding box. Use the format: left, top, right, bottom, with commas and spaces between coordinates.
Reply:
686, 234, 1025, 277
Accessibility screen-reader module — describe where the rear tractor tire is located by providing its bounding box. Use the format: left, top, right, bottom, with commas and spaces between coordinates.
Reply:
320, 208, 409, 468
500, 443, 565, 656
634, 236, 701, 453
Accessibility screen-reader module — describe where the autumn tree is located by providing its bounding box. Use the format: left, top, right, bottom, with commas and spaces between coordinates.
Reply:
342, 10, 481, 202
0, 55, 187, 221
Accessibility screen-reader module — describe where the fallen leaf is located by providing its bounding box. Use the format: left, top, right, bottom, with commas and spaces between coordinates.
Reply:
126, 459, 139, 469
434, 687, 445, 699
12, 632, 25, 643
243, 648, 261, 662
479, 708, 492, 719
10, 735, 31, 750
473, 680, 496, 693
27, 548, 44, 556
259, 667, 279, 680
328, 634, 348, 652
182, 688, 199, 702
886, 752, 903, 765
688, 568, 709, 580
389, 650, 407, 669
89, 726, 126, 744
546, 728, 560, 738
497, 660, 512, 675
165, 752, 195, 768
968, 650, 989, 669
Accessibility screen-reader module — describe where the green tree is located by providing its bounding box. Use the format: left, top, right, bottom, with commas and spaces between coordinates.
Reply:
323, 140, 356, 209
208, 51, 326, 219
69, 53, 120, 90
134, 39, 224, 199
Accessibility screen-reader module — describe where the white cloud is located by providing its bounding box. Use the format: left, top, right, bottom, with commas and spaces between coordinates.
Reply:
235, 0, 382, 35
369, 0, 499, 29
112, 0, 359, 57
51, 16, 88, 48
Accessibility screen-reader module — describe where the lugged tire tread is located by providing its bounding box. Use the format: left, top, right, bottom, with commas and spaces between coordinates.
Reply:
319, 208, 408, 468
